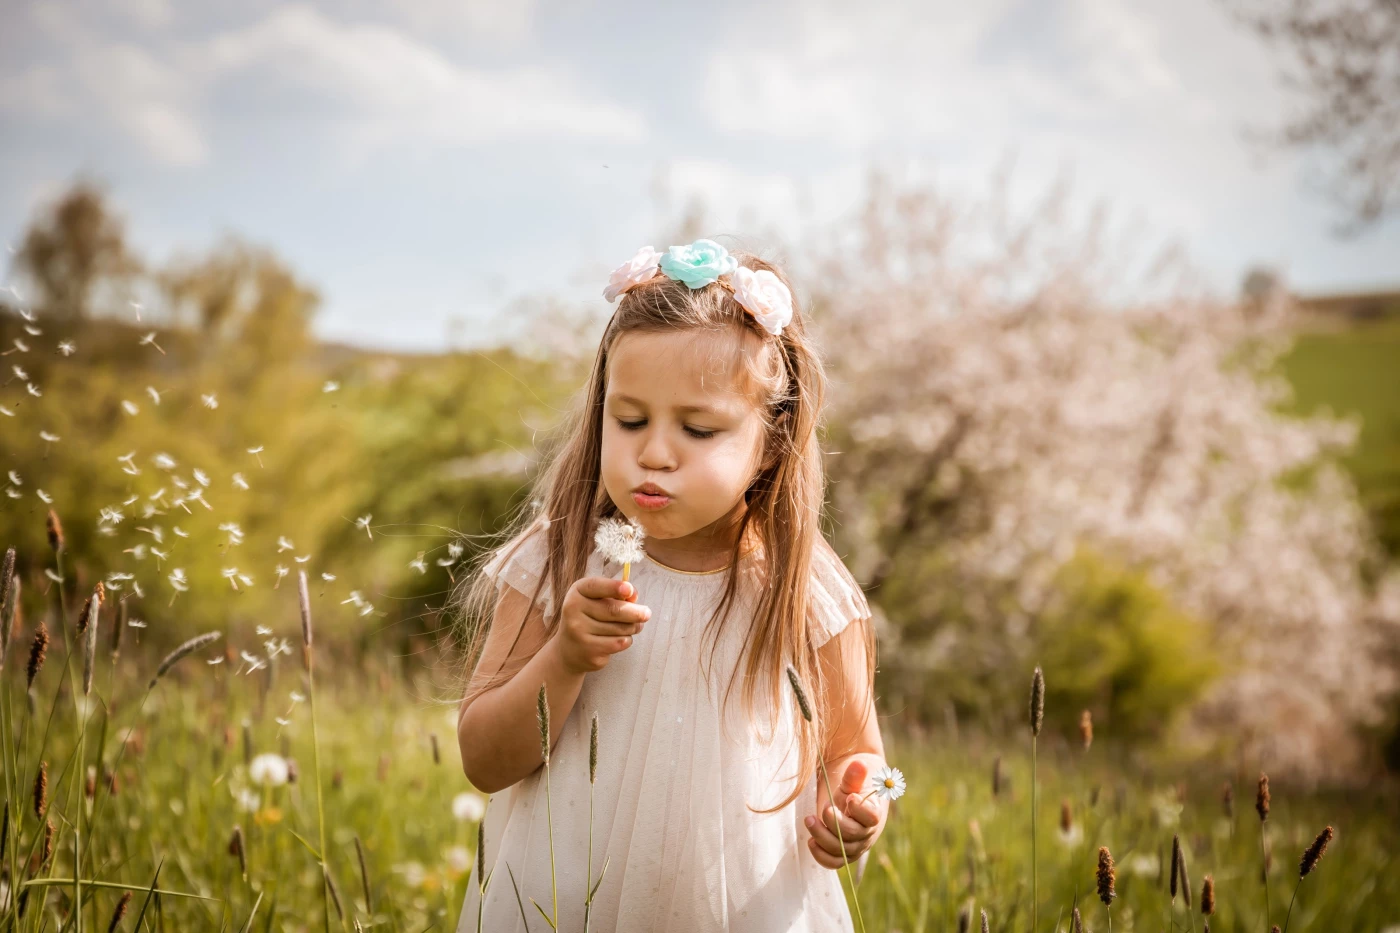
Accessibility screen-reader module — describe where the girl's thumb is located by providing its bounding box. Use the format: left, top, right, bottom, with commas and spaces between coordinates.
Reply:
619, 581, 634, 600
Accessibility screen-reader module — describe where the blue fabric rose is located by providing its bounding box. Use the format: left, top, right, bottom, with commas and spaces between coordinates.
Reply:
658, 238, 739, 289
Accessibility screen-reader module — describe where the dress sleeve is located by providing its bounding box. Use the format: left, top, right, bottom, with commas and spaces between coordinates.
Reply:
808, 539, 871, 649
481, 520, 555, 618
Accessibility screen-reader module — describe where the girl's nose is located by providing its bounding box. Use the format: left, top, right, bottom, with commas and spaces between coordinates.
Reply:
637, 427, 676, 471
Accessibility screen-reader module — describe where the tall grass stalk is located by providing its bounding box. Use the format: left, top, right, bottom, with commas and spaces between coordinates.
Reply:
1030, 666, 1044, 933
297, 570, 332, 933
530, 682, 559, 930
788, 664, 867, 933
1257, 773, 1272, 928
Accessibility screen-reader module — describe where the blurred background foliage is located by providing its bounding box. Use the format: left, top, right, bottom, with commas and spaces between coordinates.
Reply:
2, 177, 1398, 778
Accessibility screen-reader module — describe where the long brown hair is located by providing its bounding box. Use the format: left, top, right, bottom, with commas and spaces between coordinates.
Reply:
450, 245, 875, 814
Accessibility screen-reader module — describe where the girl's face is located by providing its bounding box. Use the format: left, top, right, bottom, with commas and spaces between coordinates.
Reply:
601, 328, 769, 559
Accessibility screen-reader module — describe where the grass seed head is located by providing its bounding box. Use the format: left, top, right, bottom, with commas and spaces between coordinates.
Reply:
1080, 709, 1093, 749
26, 620, 48, 691
1030, 666, 1045, 736
786, 664, 813, 722
1201, 874, 1215, 915
149, 631, 222, 688
1071, 907, 1083, 933
1171, 834, 1181, 899
32, 761, 47, 819
590, 712, 599, 784
46, 509, 63, 554
107, 891, 133, 933
536, 683, 550, 764
1096, 845, 1116, 905
1299, 825, 1334, 878
1256, 773, 1270, 822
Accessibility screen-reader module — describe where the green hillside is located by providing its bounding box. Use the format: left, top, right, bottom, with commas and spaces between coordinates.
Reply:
1279, 312, 1400, 557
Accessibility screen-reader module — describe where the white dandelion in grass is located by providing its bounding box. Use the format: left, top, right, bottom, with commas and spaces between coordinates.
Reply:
201, 393, 218, 409
232, 472, 249, 490
859, 765, 907, 805
594, 515, 647, 581
139, 331, 164, 354
249, 753, 290, 787
57, 341, 75, 356
121, 400, 139, 416
248, 445, 264, 467
356, 514, 373, 539
452, 792, 486, 822
146, 385, 160, 404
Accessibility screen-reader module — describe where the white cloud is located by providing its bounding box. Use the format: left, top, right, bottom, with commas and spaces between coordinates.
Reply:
203, 5, 645, 151
0, 2, 643, 168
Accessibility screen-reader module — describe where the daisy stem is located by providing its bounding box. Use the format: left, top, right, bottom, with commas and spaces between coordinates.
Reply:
818, 760, 867, 933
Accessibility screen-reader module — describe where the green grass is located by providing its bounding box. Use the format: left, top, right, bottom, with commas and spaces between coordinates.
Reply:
4, 645, 1396, 932
1279, 314, 1400, 557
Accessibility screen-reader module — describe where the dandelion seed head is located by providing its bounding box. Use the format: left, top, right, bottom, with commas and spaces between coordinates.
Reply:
594, 515, 647, 566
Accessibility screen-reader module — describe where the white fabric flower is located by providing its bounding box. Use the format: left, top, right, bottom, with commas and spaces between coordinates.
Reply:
249, 753, 290, 787
728, 266, 794, 336
603, 246, 662, 302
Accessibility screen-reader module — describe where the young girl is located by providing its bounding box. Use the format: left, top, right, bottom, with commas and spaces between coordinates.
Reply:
453, 239, 890, 932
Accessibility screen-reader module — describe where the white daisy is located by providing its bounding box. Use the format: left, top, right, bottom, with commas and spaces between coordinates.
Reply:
864, 765, 907, 803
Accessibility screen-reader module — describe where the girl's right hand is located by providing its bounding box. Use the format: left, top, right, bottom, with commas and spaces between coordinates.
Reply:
553, 577, 651, 675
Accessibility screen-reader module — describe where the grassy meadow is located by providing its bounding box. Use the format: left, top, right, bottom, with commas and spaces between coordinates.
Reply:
1, 595, 1397, 932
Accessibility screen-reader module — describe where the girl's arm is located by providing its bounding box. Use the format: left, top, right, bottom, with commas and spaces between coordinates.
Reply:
457, 584, 585, 794
814, 616, 888, 826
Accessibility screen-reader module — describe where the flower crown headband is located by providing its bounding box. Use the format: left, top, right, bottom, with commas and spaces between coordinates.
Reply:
603, 238, 794, 337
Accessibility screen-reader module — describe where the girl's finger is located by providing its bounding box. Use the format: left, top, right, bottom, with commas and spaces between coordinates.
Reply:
821, 804, 872, 842
844, 795, 881, 830
808, 835, 859, 870
806, 810, 871, 855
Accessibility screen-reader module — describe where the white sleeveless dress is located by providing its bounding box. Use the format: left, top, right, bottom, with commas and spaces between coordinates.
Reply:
455, 526, 871, 933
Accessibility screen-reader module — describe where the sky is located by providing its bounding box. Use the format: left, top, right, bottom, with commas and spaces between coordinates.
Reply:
1, 0, 1397, 352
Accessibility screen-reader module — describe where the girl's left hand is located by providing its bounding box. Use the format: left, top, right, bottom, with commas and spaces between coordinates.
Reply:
804, 757, 888, 870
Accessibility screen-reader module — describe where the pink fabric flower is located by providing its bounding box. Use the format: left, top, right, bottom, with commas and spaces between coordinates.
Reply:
603, 246, 662, 302
729, 266, 793, 336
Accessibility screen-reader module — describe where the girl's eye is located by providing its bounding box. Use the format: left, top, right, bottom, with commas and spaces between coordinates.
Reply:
615, 418, 716, 440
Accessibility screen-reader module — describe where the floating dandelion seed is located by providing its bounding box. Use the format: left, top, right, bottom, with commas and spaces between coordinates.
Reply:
173, 526, 189, 537
139, 331, 164, 353
4, 488, 18, 499
24, 324, 41, 335
193, 468, 210, 487
274, 565, 289, 587
58, 340, 75, 355
409, 552, 427, 574
12, 364, 27, 378
168, 568, 189, 603
0, 405, 13, 416
594, 515, 647, 580
121, 400, 139, 416
39, 430, 58, 444
248, 445, 264, 467
26, 382, 41, 397
323, 380, 339, 393
9, 337, 29, 353
294, 553, 311, 563
7, 470, 18, 485
232, 472, 249, 490
277, 536, 294, 552
201, 393, 218, 409
257, 625, 273, 636
153, 452, 177, 470
208, 656, 224, 665
222, 568, 243, 590
146, 385, 160, 403
356, 514, 373, 539
44, 568, 63, 583
150, 546, 168, 565
321, 572, 336, 581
